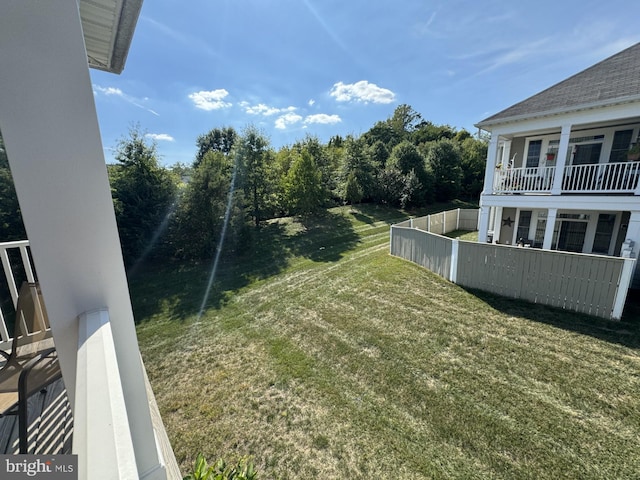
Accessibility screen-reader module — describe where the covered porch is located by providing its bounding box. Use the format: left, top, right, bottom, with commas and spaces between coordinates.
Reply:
484, 119, 640, 196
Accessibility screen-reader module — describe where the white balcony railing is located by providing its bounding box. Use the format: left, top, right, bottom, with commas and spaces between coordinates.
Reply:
562, 161, 640, 193
493, 166, 556, 193
0, 240, 36, 350
493, 161, 640, 194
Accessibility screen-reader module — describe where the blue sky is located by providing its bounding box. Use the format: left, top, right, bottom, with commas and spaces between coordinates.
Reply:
90, 0, 640, 166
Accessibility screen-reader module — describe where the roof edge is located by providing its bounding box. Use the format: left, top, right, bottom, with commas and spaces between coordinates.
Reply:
475, 93, 640, 130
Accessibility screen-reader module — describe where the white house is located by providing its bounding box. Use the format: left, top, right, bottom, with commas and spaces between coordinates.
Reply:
476, 43, 640, 287
0, 1, 180, 479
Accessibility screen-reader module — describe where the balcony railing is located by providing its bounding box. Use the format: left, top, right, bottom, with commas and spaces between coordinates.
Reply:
493, 161, 640, 194
0, 240, 181, 477
0, 240, 35, 351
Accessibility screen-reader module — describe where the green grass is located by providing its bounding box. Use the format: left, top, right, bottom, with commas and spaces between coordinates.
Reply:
133, 203, 640, 479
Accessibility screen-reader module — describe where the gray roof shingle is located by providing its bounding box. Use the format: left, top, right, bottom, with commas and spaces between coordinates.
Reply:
477, 42, 640, 127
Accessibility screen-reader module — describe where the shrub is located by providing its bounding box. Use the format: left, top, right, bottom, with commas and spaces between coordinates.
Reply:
183, 453, 258, 480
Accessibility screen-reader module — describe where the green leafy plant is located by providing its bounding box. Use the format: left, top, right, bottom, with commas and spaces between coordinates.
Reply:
627, 143, 640, 159
183, 453, 258, 480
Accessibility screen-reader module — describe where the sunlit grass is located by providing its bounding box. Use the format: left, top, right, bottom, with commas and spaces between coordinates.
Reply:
134, 203, 640, 479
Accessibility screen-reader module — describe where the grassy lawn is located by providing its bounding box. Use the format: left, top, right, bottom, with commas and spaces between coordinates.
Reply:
132, 203, 640, 479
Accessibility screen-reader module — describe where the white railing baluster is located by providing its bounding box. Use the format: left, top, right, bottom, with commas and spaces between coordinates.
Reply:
493, 162, 640, 193
0, 240, 35, 348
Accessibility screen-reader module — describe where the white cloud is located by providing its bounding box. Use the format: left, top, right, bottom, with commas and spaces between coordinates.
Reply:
242, 103, 298, 117
308, 99, 316, 106
93, 84, 159, 116
275, 112, 303, 129
304, 114, 341, 125
94, 85, 124, 96
330, 80, 396, 104
189, 89, 232, 111
244, 103, 283, 116
146, 133, 175, 142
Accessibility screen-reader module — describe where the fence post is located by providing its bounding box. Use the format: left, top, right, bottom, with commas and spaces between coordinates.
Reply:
410, 218, 414, 228
450, 238, 459, 283
611, 258, 636, 320
442, 211, 446, 235
389, 225, 393, 254
456, 208, 460, 231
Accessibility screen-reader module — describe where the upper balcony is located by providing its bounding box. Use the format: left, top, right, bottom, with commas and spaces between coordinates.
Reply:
493, 161, 640, 195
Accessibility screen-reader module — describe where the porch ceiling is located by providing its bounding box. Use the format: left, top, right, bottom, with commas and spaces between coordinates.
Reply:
79, 0, 143, 74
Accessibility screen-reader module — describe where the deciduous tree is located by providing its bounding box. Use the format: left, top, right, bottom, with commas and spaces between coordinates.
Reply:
109, 126, 177, 265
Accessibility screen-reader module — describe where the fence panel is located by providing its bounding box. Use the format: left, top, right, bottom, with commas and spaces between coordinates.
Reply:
456, 242, 625, 318
412, 217, 428, 231
391, 208, 633, 320
444, 210, 458, 232
458, 209, 479, 231
390, 226, 453, 280
428, 214, 444, 234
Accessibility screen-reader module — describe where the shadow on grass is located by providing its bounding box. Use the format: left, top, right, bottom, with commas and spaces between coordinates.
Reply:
467, 287, 640, 349
128, 209, 364, 323
293, 211, 360, 262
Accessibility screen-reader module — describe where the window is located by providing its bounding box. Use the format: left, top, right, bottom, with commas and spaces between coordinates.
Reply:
608, 130, 633, 163
525, 140, 542, 168
552, 220, 587, 253
592, 214, 616, 254
516, 211, 532, 243
533, 217, 546, 248
572, 143, 602, 165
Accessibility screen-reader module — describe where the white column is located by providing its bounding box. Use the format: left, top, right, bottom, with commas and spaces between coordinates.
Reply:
493, 207, 504, 244
0, 2, 165, 478
551, 124, 572, 195
543, 208, 558, 250
481, 134, 501, 195
478, 205, 491, 242
624, 211, 640, 258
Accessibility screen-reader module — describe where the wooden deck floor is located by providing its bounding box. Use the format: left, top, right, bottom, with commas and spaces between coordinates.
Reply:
0, 377, 73, 454
0, 370, 181, 479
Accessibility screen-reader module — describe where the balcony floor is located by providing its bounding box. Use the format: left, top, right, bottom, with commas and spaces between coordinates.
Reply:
0, 378, 73, 454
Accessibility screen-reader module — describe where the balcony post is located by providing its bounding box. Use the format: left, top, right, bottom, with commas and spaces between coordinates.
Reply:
624, 211, 640, 259
493, 207, 504, 244
0, 2, 166, 478
551, 124, 572, 195
478, 205, 491, 242
543, 208, 558, 249
481, 134, 501, 195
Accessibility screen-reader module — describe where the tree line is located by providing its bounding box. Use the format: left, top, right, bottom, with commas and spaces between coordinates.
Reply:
0, 104, 487, 265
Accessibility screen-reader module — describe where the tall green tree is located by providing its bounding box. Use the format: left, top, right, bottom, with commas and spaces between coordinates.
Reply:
194, 127, 237, 167
426, 139, 463, 202
109, 126, 177, 265
293, 135, 335, 205
282, 150, 324, 215
337, 137, 375, 204
171, 150, 246, 259
412, 121, 456, 145
460, 135, 487, 201
237, 126, 275, 227
387, 140, 434, 205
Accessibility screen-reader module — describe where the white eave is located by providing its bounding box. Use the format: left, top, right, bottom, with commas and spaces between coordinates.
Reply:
80, 0, 143, 74
475, 94, 640, 131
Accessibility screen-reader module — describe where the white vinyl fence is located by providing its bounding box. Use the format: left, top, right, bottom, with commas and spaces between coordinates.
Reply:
390, 209, 636, 320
